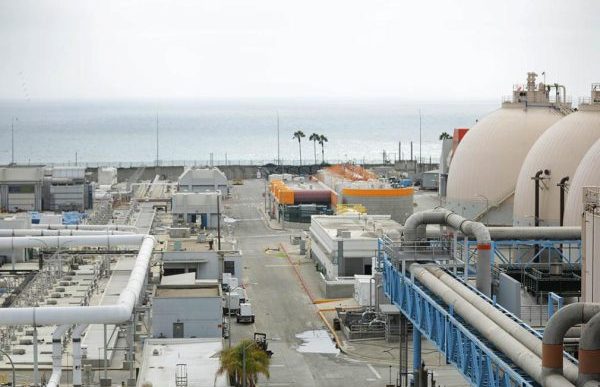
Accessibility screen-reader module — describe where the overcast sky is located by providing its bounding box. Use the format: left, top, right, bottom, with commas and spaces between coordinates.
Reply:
1, 0, 599, 100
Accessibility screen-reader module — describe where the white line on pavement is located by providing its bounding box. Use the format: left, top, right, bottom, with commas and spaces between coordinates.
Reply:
367, 363, 382, 379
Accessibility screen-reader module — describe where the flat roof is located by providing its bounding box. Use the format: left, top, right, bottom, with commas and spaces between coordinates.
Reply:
311, 214, 402, 240
137, 338, 228, 387
156, 285, 220, 298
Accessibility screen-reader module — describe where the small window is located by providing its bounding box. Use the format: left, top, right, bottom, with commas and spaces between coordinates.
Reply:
224, 260, 235, 275
9, 185, 35, 194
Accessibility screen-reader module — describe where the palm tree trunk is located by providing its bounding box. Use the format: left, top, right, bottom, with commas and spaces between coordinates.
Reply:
298, 139, 302, 166
313, 141, 317, 165
321, 144, 325, 164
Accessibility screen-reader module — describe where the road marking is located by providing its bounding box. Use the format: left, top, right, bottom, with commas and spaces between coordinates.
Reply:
367, 364, 381, 379
264, 264, 293, 267
270, 364, 286, 368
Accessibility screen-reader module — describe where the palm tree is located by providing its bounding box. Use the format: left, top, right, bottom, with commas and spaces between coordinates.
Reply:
293, 130, 306, 165
218, 339, 270, 386
309, 133, 320, 165
318, 135, 328, 164
439, 132, 452, 140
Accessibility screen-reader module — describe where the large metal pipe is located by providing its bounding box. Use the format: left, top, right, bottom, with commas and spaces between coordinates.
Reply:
424, 265, 580, 383
0, 235, 155, 325
72, 324, 89, 387
487, 226, 580, 240
542, 303, 600, 383
425, 226, 581, 241
47, 324, 71, 387
32, 224, 138, 231
409, 263, 573, 386
0, 229, 132, 237
404, 209, 492, 296
0, 234, 145, 249
579, 311, 600, 385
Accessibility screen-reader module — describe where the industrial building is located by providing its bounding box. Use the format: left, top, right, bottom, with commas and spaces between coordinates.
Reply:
177, 167, 229, 195
152, 281, 223, 339
309, 214, 401, 279
44, 166, 93, 212
0, 165, 44, 212
316, 164, 414, 223
171, 191, 221, 228
268, 175, 334, 223
162, 250, 242, 279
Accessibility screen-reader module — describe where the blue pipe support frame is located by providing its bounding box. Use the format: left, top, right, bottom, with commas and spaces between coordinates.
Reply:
413, 327, 421, 372
382, 256, 535, 387
547, 292, 564, 319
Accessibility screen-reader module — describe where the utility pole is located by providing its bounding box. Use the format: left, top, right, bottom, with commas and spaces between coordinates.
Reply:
277, 111, 281, 168
419, 109, 422, 173
216, 193, 221, 250
11, 117, 16, 165
155, 113, 159, 168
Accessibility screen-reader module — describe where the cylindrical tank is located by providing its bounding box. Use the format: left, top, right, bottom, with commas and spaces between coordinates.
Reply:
513, 109, 600, 226
446, 107, 564, 224
564, 137, 600, 226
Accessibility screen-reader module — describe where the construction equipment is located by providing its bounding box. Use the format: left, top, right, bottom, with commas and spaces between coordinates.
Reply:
253, 332, 273, 358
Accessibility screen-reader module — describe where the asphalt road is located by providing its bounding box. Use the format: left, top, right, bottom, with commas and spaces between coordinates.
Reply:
223, 179, 393, 387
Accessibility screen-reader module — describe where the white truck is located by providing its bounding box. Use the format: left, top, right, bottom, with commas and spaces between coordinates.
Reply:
236, 302, 255, 323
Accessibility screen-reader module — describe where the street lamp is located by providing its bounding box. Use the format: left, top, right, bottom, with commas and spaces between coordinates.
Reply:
0, 348, 16, 387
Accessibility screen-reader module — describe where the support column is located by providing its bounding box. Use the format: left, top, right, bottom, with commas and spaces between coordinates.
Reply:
413, 325, 422, 387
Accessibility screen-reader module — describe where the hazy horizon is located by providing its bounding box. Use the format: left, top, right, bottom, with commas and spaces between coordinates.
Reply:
1, 0, 599, 101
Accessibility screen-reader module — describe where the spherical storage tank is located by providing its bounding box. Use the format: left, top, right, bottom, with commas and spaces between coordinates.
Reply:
564, 137, 600, 226
513, 103, 600, 226
446, 73, 567, 224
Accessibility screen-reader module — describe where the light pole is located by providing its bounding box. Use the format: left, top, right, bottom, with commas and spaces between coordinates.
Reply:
0, 348, 16, 387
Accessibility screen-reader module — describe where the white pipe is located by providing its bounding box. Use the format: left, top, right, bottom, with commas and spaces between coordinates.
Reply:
404, 209, 493, 296
0, 234, 145, 249
72, 324, 89, 387
579, 311, 600, 385
0, 235, 155, 325
542, 303, 600, 384
409, 263, 574, 387
33, 224, 138, 231
487, 226, 581, 241
424, 264, 580, 384
0, 229, 132, 237
47, 324, 71, 387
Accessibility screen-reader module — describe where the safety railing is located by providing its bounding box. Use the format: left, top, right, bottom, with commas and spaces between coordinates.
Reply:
382, 257, 535, 387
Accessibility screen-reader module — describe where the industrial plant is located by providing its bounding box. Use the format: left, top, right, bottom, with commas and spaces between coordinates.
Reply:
1, 72, 600, 387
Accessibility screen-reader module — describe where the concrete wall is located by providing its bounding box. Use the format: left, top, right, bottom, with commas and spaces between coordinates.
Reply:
152, 297, 222, 338
162, 251, 241, 279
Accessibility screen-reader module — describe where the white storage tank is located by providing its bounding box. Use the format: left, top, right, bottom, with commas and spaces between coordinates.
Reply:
513, 86, 600, 226
581, 187, 600, 303
564, 138, 600, 226
446, 73, 569, 225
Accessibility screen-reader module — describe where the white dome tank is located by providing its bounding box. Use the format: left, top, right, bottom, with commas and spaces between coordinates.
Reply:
446, 73, 569, 224
513, 97, 600, 226
564, 137, 600, 226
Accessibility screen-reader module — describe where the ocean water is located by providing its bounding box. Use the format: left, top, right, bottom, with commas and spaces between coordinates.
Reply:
0, 99, 497, 166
